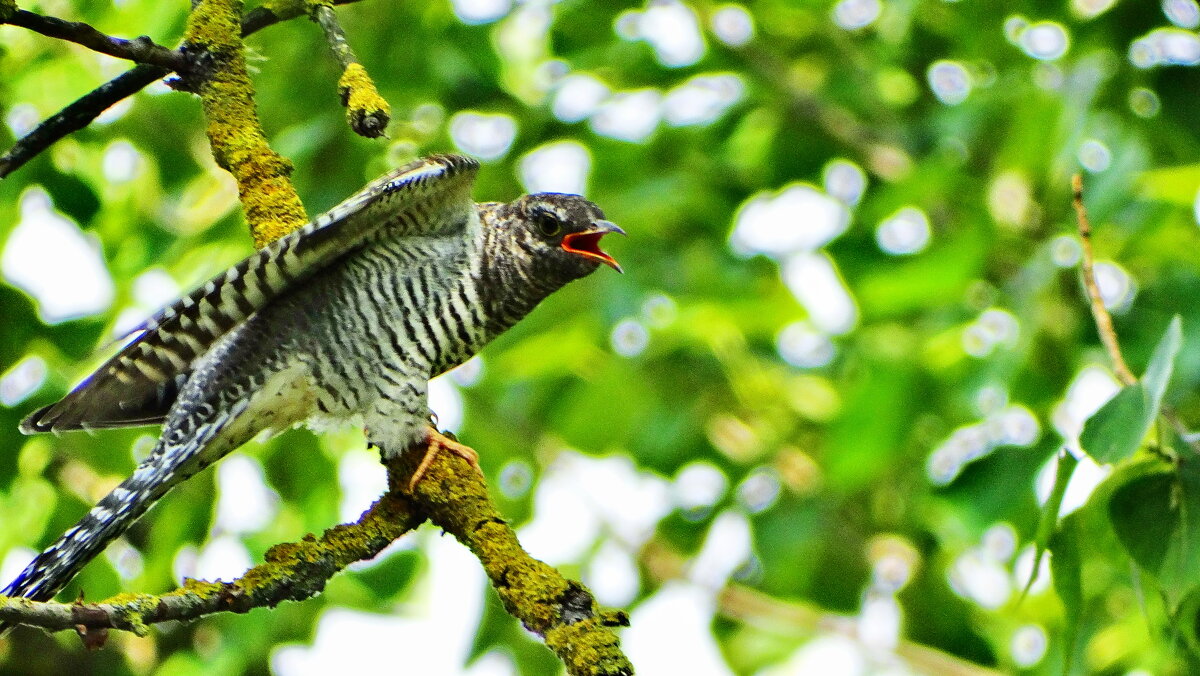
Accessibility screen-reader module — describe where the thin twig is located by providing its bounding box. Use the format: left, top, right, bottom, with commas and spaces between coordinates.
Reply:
307, 1, 390, 138
1073, 174, 1200, 452
1073, 173, 1137, 386
0, 0, 365, 179
309, 2, 358, 73
3, 10, 185, 70
0, 64, 167, 179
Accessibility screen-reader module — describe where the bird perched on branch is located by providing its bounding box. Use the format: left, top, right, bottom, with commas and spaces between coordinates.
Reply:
2, 154, 623, 626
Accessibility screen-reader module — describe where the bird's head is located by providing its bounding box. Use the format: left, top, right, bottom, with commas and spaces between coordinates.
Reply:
506, 193, 624, 282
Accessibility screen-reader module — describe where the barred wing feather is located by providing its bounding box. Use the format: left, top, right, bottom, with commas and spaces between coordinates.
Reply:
20, 154, 480, 434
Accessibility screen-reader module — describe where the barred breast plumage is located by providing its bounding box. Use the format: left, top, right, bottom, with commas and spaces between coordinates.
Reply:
2, 154, 623, 623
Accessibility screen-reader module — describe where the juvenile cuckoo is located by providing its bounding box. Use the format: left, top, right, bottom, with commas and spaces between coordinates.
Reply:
3, 154, 623, 624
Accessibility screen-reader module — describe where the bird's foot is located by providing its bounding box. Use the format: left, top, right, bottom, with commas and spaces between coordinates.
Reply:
409, 428, 480, 492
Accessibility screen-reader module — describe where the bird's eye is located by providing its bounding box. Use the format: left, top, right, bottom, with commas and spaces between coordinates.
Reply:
533, 209, 562, 238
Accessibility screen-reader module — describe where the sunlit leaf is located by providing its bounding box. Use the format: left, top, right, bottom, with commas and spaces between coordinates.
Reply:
1023, 449, 1077, 599
1080, 383, 1150, 464
1143, 315, 1182, 410
1138, 165, 1200, 205
1081, 317, 1182, 463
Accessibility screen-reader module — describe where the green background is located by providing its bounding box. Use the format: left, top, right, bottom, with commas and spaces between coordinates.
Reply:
2, 0, 1200, 673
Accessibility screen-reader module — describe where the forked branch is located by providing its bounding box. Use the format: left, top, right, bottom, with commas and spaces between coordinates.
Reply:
0, 445, 632, 676
0, 0, 365, 179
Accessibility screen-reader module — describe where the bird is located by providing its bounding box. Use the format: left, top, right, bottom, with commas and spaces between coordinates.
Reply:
1, 153, 623, 627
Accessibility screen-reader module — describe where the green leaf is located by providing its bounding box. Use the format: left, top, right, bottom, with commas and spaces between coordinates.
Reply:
1108, 459, 1200, 606
1109, 470, 1175, 575
1079, 384, 1150, 463
1143, 315, 1182, 410
1080, 316, 1182, 463
1137, 165, 1200, 205
1176, 589, 1200, 657
1023, 450, 1078, 599
1050, 514, 1083, 676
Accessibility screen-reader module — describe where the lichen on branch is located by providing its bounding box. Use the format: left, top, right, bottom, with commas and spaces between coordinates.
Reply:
3, 2, 632, 671
0, 0, 368, 180
387, 449, 634, 676
337, 62, 390, 138
0, 0, 17, 24
0, 443, 633, 675
307, 0, 391, 138
183, 0, 309, 247
0, 491, 420, 636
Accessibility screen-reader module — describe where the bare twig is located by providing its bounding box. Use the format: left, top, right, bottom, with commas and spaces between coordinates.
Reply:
307, 1, 390, 137
0, 0, 365, 179
0, 64, 167, 179
1073, 174, 1137, 386
3, 10, 185, 70
1073, 174, 1199, 452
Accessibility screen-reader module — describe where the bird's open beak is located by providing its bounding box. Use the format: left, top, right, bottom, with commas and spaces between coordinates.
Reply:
561, 220, 625, 273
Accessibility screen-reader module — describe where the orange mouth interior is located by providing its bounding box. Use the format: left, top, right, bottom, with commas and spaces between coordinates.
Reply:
562, 231, 621, 271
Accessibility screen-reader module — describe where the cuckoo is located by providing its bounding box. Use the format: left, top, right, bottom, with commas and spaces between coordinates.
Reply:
2, 154, 623, 625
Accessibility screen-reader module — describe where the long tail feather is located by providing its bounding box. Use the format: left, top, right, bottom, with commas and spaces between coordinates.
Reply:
0, 397, 249, 636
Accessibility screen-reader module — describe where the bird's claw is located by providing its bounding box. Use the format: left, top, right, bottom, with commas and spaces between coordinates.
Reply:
408, 428, 480, 492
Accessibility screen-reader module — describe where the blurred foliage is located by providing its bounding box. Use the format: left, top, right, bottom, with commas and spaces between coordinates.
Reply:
3, 0, 1200, 674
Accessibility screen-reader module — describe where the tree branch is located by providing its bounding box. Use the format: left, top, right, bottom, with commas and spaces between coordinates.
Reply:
0, 490, 420, 635
1072, 174, 1136, 387
306, 1, 390, 138
385, 449, 633, 676
3, 2, 631, 670
0, 444, 633, 675
2, 9, 186, 70
183, 0, 309, 246
1073, 174, 1199, 451
0, 0, 365, 179
0, 64, 167, 179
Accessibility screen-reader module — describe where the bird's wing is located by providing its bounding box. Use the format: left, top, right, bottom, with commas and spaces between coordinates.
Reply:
21, 154, 480, 434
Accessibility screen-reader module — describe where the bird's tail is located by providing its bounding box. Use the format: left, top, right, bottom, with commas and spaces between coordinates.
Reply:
0, 407, 243, 635
0, 453, 192, 636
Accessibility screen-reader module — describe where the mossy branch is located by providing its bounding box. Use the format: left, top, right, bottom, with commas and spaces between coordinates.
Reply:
306, 0, 391, 138
3, 1, 631, 670
183, 0, 309, 246
386, 449, 634, 676
0, 490, 419, 636
0, 0, 365, 180
0, 445, 633, 675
